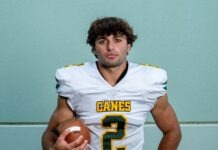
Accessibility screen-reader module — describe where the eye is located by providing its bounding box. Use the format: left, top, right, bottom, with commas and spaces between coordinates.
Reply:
97, 39, 106, 45
114, 38, 122, 43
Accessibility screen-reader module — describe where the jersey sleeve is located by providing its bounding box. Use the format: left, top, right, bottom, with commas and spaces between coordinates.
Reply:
144, 68, 168, 110
55, 68, 74, 99
151, 68, 168, 100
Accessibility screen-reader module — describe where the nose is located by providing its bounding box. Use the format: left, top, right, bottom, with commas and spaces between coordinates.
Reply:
106, 41, 115, 51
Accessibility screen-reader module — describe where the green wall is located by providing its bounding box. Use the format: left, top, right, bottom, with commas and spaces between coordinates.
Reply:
0, 0, 218, 149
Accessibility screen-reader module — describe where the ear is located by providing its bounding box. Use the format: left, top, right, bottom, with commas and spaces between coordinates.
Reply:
92, 48, 98, 58
92, 48, 96, 53
127, 44, 131, 52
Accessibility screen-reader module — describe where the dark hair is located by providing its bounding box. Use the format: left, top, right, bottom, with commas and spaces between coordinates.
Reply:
86, 17, 137, 48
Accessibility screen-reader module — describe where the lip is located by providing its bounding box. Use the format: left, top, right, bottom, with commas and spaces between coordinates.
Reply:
106, 54, 117, 59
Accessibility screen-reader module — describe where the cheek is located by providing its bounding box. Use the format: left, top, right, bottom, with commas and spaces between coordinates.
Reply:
92, 47, 103, 57
94, 45, 105, 51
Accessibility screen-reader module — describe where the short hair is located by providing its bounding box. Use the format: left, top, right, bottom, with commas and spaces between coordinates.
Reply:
86, 17, 137, 48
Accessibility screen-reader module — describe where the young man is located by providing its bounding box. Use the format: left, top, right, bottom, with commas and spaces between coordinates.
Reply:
42, 17, 182, 150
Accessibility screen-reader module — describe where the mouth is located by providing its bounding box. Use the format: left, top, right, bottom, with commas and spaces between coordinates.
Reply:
106, 54, 118, 59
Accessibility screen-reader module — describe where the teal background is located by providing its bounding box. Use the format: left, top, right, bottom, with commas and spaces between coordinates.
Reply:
0, 0, 218, 149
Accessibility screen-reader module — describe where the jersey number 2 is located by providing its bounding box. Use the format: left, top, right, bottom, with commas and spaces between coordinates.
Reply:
101, 115, 126, 150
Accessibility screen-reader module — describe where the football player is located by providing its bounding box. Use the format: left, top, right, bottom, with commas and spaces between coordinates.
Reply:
42, 17, 182, 150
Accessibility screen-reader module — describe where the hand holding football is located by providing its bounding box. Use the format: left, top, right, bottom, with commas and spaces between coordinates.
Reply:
57, 119, 91, 144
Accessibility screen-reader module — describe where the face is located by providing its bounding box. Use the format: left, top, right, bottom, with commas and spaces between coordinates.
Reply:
93, 34, 131, 68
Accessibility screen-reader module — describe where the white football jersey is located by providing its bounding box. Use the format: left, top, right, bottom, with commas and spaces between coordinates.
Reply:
55, 61, 167, 150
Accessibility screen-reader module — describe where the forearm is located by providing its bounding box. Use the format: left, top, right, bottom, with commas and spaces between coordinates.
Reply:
158, 130, 182, 150
42, 130, 57, 150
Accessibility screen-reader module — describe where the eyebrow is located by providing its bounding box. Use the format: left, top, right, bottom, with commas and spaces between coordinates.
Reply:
114, 34, 126, 38
96, 34, 126, 41
96, 36, 106, 41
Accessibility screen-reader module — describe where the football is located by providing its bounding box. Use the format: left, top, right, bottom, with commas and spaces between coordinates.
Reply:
57, 119, 91, 144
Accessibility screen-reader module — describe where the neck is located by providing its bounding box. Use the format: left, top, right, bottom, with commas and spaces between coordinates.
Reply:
96, 61, 128, 86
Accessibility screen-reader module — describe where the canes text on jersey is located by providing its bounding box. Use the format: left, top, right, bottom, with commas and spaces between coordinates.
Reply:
96, 100, 131, 112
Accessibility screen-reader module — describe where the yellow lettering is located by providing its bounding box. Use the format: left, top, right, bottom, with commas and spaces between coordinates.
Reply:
125, 101, 131, 112
110, 101, 118, 111
96, 100, 131, 112
119, 101, 125, 111
103, 101, 110, 112
96, 101, 103, 112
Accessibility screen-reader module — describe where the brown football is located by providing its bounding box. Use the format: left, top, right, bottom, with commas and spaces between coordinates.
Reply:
56, 119, 91, 144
